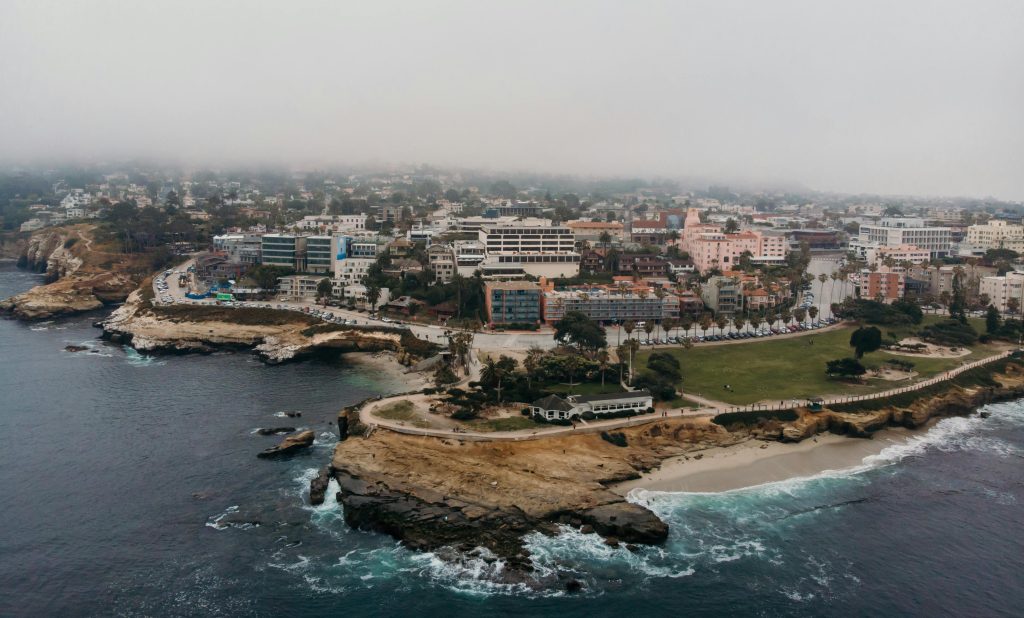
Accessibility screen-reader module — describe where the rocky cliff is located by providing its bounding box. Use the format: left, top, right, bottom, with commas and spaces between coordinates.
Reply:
0, 225, 139, 320
101, 287, 433, 364
326, 412, 740, 574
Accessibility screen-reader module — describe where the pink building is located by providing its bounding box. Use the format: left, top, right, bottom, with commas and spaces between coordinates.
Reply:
689, 230, 788, 273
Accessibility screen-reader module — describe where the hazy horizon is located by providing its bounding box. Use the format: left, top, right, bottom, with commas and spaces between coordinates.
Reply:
2, 1, 1022, 200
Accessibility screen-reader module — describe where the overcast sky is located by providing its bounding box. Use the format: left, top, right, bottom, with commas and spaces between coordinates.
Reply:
1, 1, 1022, 199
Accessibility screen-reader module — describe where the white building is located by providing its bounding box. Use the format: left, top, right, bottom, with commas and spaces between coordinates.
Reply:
980, 272, 1024, 313
530, 390, 654, 421
965, 220, 1024, 252
479, 221, 580, 278
333, 257, 376, 285
857, 218, 952, 258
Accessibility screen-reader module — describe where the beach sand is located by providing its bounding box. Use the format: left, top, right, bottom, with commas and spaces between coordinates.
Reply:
346, 351, 431, 391
613, 427, 923, 494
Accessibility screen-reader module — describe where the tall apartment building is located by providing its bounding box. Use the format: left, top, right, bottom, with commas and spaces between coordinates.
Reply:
479, 222, 580, 278
485, 281, 543, 325
701, 276, 742, 316
305, 236, 333, 273
860, 268, 906, 303
857, 218, 952, 258
261, 234, 307, 270
965, 220, 1024, 251
980, 272, 1024, 313
689, 230, 788, 273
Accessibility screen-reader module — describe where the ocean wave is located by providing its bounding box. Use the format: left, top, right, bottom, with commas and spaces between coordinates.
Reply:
205, 505, 259, 531
124, 347, 164, 366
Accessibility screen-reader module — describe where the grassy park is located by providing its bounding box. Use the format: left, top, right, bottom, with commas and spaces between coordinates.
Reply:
635, 317, 1002, 405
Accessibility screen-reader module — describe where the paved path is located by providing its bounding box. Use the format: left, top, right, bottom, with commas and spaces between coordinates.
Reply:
358, 349, 1016, 442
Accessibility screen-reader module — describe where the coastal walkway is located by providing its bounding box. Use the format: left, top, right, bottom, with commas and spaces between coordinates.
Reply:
359, 350, 1016, 442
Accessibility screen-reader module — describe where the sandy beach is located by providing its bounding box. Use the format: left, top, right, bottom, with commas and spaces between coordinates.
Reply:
346, 351, 431, 391
613, 427, 925, 494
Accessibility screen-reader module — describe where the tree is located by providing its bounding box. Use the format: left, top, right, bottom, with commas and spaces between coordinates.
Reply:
724, 218, 739, 233
1008, 297, 1020, 316
434, 362, 459, 386
646, 351, 682, 382
623, 320, 636, 341
698, 313, 713, 337
733, 315, 747, 333
715, 315, 728, 335
826, 357, 867, 378
793, 307, 807, 325
247, 265, 295, 290
986, 305, 1001, 333
316, 277, 333, 300
523, 347, 543, 389
643, 321, 655, 340
597, 349, 610, 386
366, 285, 382, 311
808, 306, 819, 323
554, 311, 607, 351
849, 326, 882, 358
481, 355, 517, 403
949, 269, 968, 323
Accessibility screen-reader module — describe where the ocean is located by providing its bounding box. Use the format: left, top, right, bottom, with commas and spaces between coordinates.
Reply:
1, 261, 1022, 617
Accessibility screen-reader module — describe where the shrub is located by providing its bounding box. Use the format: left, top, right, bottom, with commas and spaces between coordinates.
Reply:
521, 407, 532, 416
633, 374, 677, 401
581, 411, 596, 421
451, 408, 479, 421
826, 357, 867, 378
920, 320, 978, 347
600, 431, 628, 447
712, 409, 798, 427
63, 237, 78, 249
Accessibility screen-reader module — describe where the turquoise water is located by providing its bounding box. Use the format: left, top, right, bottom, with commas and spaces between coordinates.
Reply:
1, 262, 1022, 617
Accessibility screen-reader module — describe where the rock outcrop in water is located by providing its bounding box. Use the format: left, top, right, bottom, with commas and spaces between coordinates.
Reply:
324, 412, 735, 570
257, 430, 316, 458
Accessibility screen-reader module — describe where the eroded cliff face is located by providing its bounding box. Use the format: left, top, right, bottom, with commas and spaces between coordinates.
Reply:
1, 225, 138, 320
328, 417, 740, 572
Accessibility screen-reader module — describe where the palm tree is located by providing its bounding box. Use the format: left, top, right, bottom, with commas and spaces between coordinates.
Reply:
643, 321, 655, 341
750, 314, 763, 333
661, 317, 677, 341
699, 313, 713, 338
623, 319, 636, 342
808, 305, 819, 325
715, 315, 728, 335
794, 307, 807, 325
625, 339, 640, 385
523, 347, 543, 389
733, 314, 747, 334
781, 308, 792, 327
680, 314, 694, 338
597, 349, 610, 386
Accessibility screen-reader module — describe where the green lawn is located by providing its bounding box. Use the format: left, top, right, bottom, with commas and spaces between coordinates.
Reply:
636, 318, 1001, 405
373, 400, 435, 428
468, 416, 542, 432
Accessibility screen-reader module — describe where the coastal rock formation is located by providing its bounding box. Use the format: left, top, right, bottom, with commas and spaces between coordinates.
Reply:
1, 226, 139, 320
325, 417, 737, 570
257, 430, 315, 458
100, 288, 424, 365
767, 364, 1024, 442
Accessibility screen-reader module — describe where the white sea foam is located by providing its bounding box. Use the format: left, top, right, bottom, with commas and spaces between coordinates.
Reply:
204, 505, 259, 531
